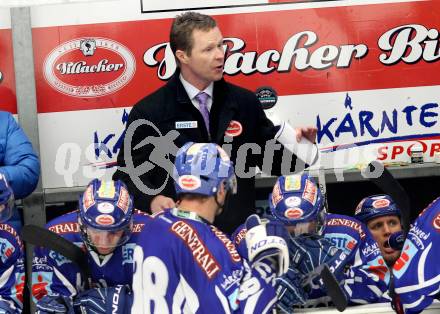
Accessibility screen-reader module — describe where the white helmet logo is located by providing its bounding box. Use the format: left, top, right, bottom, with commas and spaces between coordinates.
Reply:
97, 202, 115, 214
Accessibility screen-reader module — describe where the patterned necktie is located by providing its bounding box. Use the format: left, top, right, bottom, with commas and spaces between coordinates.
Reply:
195, 92, 210, 137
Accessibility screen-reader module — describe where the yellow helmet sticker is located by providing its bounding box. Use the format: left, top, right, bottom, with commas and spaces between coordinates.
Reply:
284, 175, 301, 191
97, 181, 116, 199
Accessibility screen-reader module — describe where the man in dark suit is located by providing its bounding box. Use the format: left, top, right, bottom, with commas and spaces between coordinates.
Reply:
113, 11, 316, 234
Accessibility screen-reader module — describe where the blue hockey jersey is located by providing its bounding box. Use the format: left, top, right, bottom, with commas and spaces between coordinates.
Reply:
31, 210, 152, 302
394, 197, 440, 314
232, 214, 390, 309
130, 208, 278, 314
0, 223, 24, 313
322, 214, 390, 305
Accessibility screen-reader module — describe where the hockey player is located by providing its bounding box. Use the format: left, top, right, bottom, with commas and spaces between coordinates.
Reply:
32, 179, 152, 313
354, 194, 403, 268
393, 197, 440, 314
233, 174, 389, 312
0, 174, 25, 313
73, 142, 290, 313
354, 195, 405, 311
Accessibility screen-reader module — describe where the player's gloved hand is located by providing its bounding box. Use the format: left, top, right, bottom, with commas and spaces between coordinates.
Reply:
245, 214, 289, 276
289, 234, 324, 275
36, 295, 74, 314
73, 285, 132, 314
289, 235, 348, 282
275, 267, 308, 313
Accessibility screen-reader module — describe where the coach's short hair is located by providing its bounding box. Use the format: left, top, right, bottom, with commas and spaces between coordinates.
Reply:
170, 12, 217, 57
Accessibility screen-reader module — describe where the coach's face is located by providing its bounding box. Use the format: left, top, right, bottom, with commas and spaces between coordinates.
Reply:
367, 215, 402, 267
177, 26, 225, 90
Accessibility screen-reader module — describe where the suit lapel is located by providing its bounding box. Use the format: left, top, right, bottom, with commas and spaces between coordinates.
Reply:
171, 73, 212, 141
169, 72, 239, 143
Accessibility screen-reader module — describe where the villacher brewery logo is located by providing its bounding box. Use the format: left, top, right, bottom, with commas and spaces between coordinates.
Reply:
43, 37, 136, 97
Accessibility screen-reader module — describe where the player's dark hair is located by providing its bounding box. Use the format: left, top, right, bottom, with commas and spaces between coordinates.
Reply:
178, 193, 210, 202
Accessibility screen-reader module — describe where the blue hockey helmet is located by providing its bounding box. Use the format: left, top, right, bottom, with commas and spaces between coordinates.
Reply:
173, 142, 237, 197
268, 174, 326, 235
354, 194, 401, 224
78, 179, 134, 251
0, 174, 14, 222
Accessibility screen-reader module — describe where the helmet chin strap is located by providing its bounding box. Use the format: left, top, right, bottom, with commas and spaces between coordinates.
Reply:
85, 239, 116, 260
214, 193, 224, 216
79, 222, 115, 258
215, 189, 232, 217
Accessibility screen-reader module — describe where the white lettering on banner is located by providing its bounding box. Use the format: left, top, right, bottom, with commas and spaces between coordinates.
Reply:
142, 42, 176, 81
44, 37, 135, 98
171, 221, 220, 279
144, 24, 440, 80
379, 24, 440, 65
143, 35, 368, 80
56, 59, 124, 75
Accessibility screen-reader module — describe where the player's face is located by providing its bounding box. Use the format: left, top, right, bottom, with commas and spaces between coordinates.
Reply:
179, 27, 224, 90
367, 215, 402, 266
287, 220, 318, 236
87, 229, 124, 255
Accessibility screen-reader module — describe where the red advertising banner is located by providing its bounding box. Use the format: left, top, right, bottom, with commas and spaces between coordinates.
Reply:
140, 0, 309, 13
29, 0, 440, 188
0, 29, 16, 114
32, 1, 440, 113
